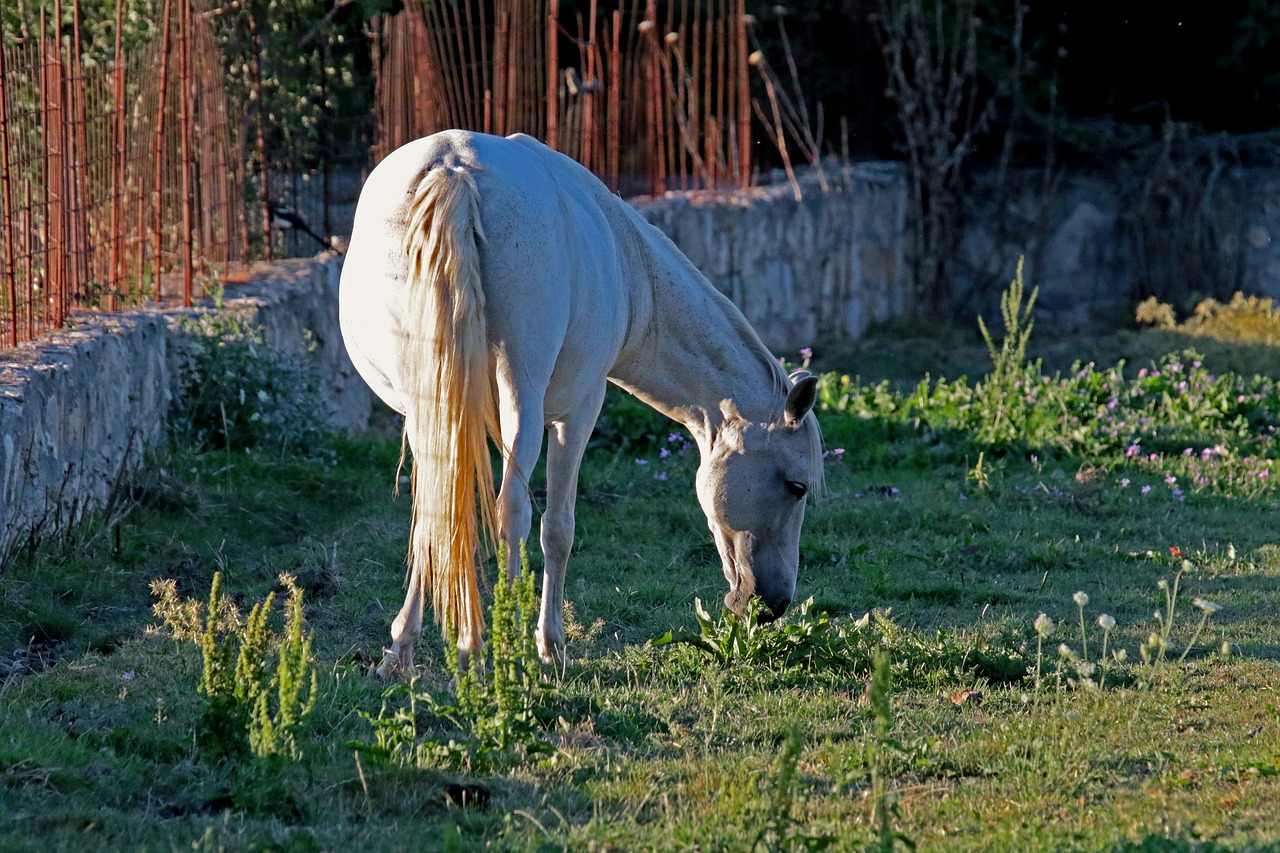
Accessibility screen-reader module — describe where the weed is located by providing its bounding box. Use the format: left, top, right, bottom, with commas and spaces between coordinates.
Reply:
446, 542, 551, 765
868, 648, 912, 852
653, 599, 1027, 689
753, 725, 836, 852
976, 257, 1039, 446
152, 571, 318, 760
351, 544, 553, 772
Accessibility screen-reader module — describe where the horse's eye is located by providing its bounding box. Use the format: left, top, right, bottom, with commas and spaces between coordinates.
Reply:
785, 479, 808, 499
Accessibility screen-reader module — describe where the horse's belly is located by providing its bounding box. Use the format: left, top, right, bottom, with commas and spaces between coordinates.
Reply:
339, 238, 411, 415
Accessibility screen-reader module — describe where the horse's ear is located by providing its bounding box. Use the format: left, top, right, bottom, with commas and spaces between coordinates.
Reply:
785, 373, 819, 426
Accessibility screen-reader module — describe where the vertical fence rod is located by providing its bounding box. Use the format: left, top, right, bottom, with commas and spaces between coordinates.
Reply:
734, 0, 749, 188
546, 0, 558, 150
0, 43, 16, 348
178, 0, 194, 306
250, 2, 272, 261
607, 9, 621, 190
151, 0, 173, 295
109, 0, 127, 311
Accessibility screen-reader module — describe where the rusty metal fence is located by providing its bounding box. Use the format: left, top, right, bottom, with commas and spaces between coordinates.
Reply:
0, 0, 258, 349
373, 0, 755, 199
3, 0, 799, 351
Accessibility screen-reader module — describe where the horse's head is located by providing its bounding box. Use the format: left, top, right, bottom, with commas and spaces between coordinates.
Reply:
695, 372, 822, 621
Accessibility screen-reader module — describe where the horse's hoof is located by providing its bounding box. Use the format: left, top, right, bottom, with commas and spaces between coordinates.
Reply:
376, 648, 413, 681
537, 635, 568, 670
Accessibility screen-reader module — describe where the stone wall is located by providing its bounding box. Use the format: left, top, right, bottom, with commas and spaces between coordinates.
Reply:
954, 167, 1280, 329
633, 163, 911, 351
0, 255, 370, 564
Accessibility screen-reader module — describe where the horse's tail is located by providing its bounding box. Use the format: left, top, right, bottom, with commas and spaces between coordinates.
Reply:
400, 163, 499, 655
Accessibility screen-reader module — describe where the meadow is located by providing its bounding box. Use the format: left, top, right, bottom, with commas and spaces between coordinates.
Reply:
2, 284, 1279, 852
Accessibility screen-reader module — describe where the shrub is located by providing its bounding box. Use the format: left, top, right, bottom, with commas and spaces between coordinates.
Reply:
169, 312, 325, 452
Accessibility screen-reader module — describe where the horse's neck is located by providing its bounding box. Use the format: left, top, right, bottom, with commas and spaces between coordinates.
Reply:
609, 222, 780, 442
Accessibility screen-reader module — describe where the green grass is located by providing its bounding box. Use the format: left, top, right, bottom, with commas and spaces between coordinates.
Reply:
3, 327, 1280, 852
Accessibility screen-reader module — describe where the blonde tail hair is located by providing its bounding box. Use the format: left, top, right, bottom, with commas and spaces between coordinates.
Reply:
401, 164, 499, 653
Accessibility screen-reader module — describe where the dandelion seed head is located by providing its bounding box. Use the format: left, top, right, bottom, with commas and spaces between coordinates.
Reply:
1073, 591, 1089, 608
1097, 614, 1116, 631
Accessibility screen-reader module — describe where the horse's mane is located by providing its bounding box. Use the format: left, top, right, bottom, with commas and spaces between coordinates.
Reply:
658, 226, 826, 494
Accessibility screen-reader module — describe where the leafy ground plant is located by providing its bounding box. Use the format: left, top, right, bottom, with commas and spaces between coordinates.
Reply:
169, 312, 325, 451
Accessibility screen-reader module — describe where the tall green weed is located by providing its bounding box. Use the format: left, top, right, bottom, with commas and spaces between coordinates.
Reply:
351, 544, 554, 772
151, 571, 318, 760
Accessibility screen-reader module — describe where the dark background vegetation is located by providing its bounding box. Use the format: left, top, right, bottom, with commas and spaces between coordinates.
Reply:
750, 0, 1280, 160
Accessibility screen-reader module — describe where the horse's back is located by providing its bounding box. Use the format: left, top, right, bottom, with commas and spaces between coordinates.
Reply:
341, 131, 635, 419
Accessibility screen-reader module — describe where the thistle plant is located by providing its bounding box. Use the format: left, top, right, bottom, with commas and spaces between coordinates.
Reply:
1073, 591, 1090, 663
1097, 614, 1116, 686
1033, 612, 1052, 689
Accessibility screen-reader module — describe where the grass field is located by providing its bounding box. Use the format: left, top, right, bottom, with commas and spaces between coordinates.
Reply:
2, 305, 1279, 851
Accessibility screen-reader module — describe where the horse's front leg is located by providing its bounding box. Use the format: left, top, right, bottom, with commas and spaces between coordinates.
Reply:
538, 383, 607, 666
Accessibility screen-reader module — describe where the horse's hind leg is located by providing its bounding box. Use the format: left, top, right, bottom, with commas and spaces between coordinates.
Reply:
494, 377, 546, 592
378, 567, 424, 679
538, 382, 607, 665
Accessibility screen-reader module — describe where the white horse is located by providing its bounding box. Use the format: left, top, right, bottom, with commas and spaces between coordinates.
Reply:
339, 130, 823, 677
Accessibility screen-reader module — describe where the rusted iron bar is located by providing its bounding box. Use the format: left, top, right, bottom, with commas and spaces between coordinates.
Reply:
151, 0, 173, 294
179, 0, 194, 306
735, 0, 750, 187
607, 9, 621, 190
0, 43, 17, 348
109, 0, 127, 311
246, 0, 271, 263
546, 0, 559, 149
494, 10, 509, 135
